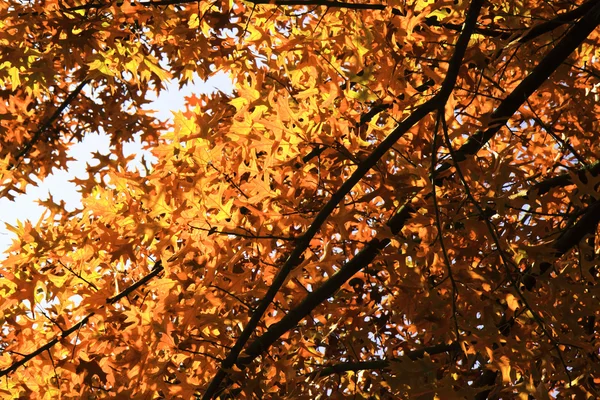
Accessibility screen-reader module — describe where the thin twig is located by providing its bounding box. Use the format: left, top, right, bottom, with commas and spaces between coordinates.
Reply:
189, 224, 296, 242
431, 111, 461, 341
209, 285, 254, 311
207, 163, 249, 199
58, 260, 99, 291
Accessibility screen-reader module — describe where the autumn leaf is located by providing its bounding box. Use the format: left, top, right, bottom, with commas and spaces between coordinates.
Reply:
76, 357, 109, 387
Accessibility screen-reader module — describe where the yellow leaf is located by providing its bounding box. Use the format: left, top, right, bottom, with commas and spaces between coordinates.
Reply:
229, 97, 248, 111
88, 59, 115, 77
188, 13, 199, 29
8, 66, 20, 86
144, 58, 171, 81
296, 88, 319, 100
34, 280, 47, 304
498, 356, 512, 383
506, 293, 519, 311
348, 88, 378, 102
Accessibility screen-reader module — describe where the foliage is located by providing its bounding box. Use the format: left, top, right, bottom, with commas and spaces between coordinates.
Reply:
1, 0, 600, 398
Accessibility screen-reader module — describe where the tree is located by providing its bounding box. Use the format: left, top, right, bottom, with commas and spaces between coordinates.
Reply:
1, 0, 600, 397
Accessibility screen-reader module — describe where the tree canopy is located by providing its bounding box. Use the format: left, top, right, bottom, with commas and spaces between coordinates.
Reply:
1, 0, 600, 398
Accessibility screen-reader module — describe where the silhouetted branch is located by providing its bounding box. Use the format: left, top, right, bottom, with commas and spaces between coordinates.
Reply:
435, 2, 600, 182
237, 237, 389, 367
551, 200, 600, 258
0, 261, 163, 378
201, 1, 483, 397
10, 79, 89, 169
310, 341, 460, 378
189, 224, 297, 242
526, 160, 600, 197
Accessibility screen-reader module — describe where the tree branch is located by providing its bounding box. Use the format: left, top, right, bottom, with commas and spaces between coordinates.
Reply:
0, 261, 163, 378
526, 160, 600, 196
309, 341, 460, 378
188, 224, 297, 242
237, 237, 389, 367
550, 199, 600, 259
200, 1, 484, 397
10, 79, 89, 170
434, 2, 600, 181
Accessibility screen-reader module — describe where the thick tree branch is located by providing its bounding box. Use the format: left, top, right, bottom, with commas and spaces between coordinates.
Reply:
201, 1, 483, 397
309, 341, 461, 378
0, 261, 163, 378
542, 199, 600, 271
237, 238, 390, 367
512, 0, 599, 44
434, 2, 600, 181
527, 160, 600, 196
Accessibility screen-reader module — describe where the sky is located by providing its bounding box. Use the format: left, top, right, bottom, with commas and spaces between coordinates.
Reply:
0, 72, 233, 255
